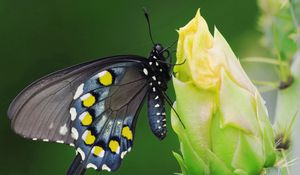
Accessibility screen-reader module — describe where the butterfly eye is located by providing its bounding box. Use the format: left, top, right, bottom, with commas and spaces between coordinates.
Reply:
161, 50, 170, 59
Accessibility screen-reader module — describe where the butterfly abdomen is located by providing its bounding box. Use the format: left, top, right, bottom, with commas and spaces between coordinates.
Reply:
147, 91, 167, 140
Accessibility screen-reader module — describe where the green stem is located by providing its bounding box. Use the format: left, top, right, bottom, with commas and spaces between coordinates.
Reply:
252, 80, 279, 87
274, 53, 300, 174
289, 0, 300, 29
289, 0, 300, 45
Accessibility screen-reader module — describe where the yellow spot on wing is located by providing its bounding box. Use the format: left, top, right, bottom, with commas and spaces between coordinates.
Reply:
109, 140, 120, 154
80, 112, 93, 126
83, 130, 95, 145
92, 146, 104, 157
82, 94, 96, 107
99, 70, 113, 86
122, 126, 133, 140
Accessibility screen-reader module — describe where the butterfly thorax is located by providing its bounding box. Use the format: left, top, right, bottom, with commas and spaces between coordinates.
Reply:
145, 44, 171, 91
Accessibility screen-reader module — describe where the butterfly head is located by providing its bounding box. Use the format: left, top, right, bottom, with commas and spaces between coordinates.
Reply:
152, 43, 170, 61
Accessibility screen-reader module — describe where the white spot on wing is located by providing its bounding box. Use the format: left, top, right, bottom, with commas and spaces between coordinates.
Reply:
98, 70, 108, 78
71, 127, 79, 140
70, 108, 77, 121
152, 76, 156, 80
82, 130, 89, 141
155, 62, 159, 66
102, 164, 111, 172
78, 112, 88, 121
157, 120, 160, 123
162, 112, 166, 115
32, 138, 37, 141
143, 68, 148, 75
77, 148, 85, 160
73, 83, 84, 99
80, 93, 92, 101
149, 61, 153, 65
87, 163, 97, 170
121, 151, 128, 159
56, 140, 64, 144
43, 139, 49, 142
155, 104, 160, 108
156, 112, 161, 116
59, 124, 68, 135
155, 95, 159, 100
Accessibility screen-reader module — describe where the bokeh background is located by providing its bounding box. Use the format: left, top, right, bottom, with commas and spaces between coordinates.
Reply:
0, 0, 273, 175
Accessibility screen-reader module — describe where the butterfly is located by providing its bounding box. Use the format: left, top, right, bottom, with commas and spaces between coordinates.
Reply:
7, 9, 181, 175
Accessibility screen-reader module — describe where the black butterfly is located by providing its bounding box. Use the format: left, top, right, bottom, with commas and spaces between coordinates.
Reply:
7, 10, 180, 175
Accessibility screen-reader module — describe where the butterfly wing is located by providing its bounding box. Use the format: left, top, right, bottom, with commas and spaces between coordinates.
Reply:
69, 63, 149, 172
7, 55, 148, 145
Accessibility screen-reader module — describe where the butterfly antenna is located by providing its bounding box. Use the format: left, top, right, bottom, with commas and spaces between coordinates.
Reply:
143, 7, 155, 45
161, 40, 177, 53
161, 91, 186, 129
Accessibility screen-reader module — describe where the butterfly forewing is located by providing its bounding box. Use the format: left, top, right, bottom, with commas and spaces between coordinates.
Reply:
7, 56, 148, 146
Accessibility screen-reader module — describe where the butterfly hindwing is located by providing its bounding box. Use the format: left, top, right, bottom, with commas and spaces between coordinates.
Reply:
7, 56, 148, 145
69, 64, 149, 172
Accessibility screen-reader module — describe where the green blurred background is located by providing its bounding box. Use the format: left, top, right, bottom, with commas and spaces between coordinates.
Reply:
0, 0, 265, 174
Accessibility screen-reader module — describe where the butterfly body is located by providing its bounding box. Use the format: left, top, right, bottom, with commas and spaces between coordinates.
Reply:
8, 43, 173, 174
145, 44, 171, 140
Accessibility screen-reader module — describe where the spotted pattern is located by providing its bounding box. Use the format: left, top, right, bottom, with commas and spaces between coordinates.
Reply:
77, 148, 85, 160
92, 146, 105, 157
79, 112, 93, 126
108, 140, 120, 154
70, 108, 77, 121
87, 163, 97, 170
74, 83, 84, 99
98, 70, 113, 86
82, 130, 96, 145
102, 164, 111, 172
81, 93, 96, 108
122, 126, 133, 141
71, 127, 79, 140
